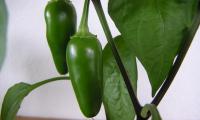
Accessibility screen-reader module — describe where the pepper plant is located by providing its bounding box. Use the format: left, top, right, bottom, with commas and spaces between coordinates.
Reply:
0, 0, 200, 120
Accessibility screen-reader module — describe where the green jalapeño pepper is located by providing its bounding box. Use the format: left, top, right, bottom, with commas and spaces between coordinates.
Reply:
66, 0, 102, 117
45, 0, 77, 74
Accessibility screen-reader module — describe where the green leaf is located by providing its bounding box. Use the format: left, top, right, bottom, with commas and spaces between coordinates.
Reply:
0, 0, 8, 70
108, 0, 200, 96
0, 77, 68, 120
141, 104, 162, 120
1, 83, 31, 120
103, 36, 137, 120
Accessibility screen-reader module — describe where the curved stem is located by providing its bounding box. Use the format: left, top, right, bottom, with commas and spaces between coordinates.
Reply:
78, 0, 90, 34
31, 76, 70, 90
91, 0, 143, 117
152, 6, 200, 106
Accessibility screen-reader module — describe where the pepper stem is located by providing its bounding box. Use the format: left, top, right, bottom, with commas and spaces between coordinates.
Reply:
78, 0, 90, 34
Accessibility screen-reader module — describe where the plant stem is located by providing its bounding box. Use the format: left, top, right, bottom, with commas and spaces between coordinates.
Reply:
152, 5, 200, 106
78, 0, 90, 34
91, 0, 143, 117
31, 76, 70, 89
137, 116, 148, 120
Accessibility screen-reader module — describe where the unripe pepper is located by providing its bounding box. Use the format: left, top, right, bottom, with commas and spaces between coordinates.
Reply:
45, 0, 77, 74
66, 0, 102, 117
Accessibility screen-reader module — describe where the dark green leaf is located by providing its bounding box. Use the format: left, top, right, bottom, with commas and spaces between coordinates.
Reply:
141, 104, 162, 120
103, 36, 137, 120
0, 0, 8, 70
0, 77, 68, 120
108, 0, 200, 96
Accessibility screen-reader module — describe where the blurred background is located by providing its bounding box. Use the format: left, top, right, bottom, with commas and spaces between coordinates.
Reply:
0, 0, 200, 119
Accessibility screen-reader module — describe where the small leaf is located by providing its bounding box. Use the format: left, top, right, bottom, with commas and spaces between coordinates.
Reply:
108, 0, 200, 96
0, 0, 8, 70
103, 36, 137, 120
141, 104, 162, 120
0, 77, 68, 120
1, 83, 31, 120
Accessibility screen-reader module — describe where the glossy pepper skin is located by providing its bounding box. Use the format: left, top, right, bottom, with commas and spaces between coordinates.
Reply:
66, 33, 103, 117
45, 0, 76, 74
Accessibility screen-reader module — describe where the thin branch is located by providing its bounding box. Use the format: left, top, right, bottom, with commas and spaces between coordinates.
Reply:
91, 0, 143, 117
31, 76, 70, 89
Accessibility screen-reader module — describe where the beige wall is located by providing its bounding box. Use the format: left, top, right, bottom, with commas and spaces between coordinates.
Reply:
0, 0, 200, 119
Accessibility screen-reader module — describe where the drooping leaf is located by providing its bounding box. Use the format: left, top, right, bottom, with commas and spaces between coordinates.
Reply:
108, 0, 200, 96
0, 77, 68, 120
1, 83, 31, 120
0, 0, 8, 70
103, 36, 137, 120
141, 104, 162, 120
